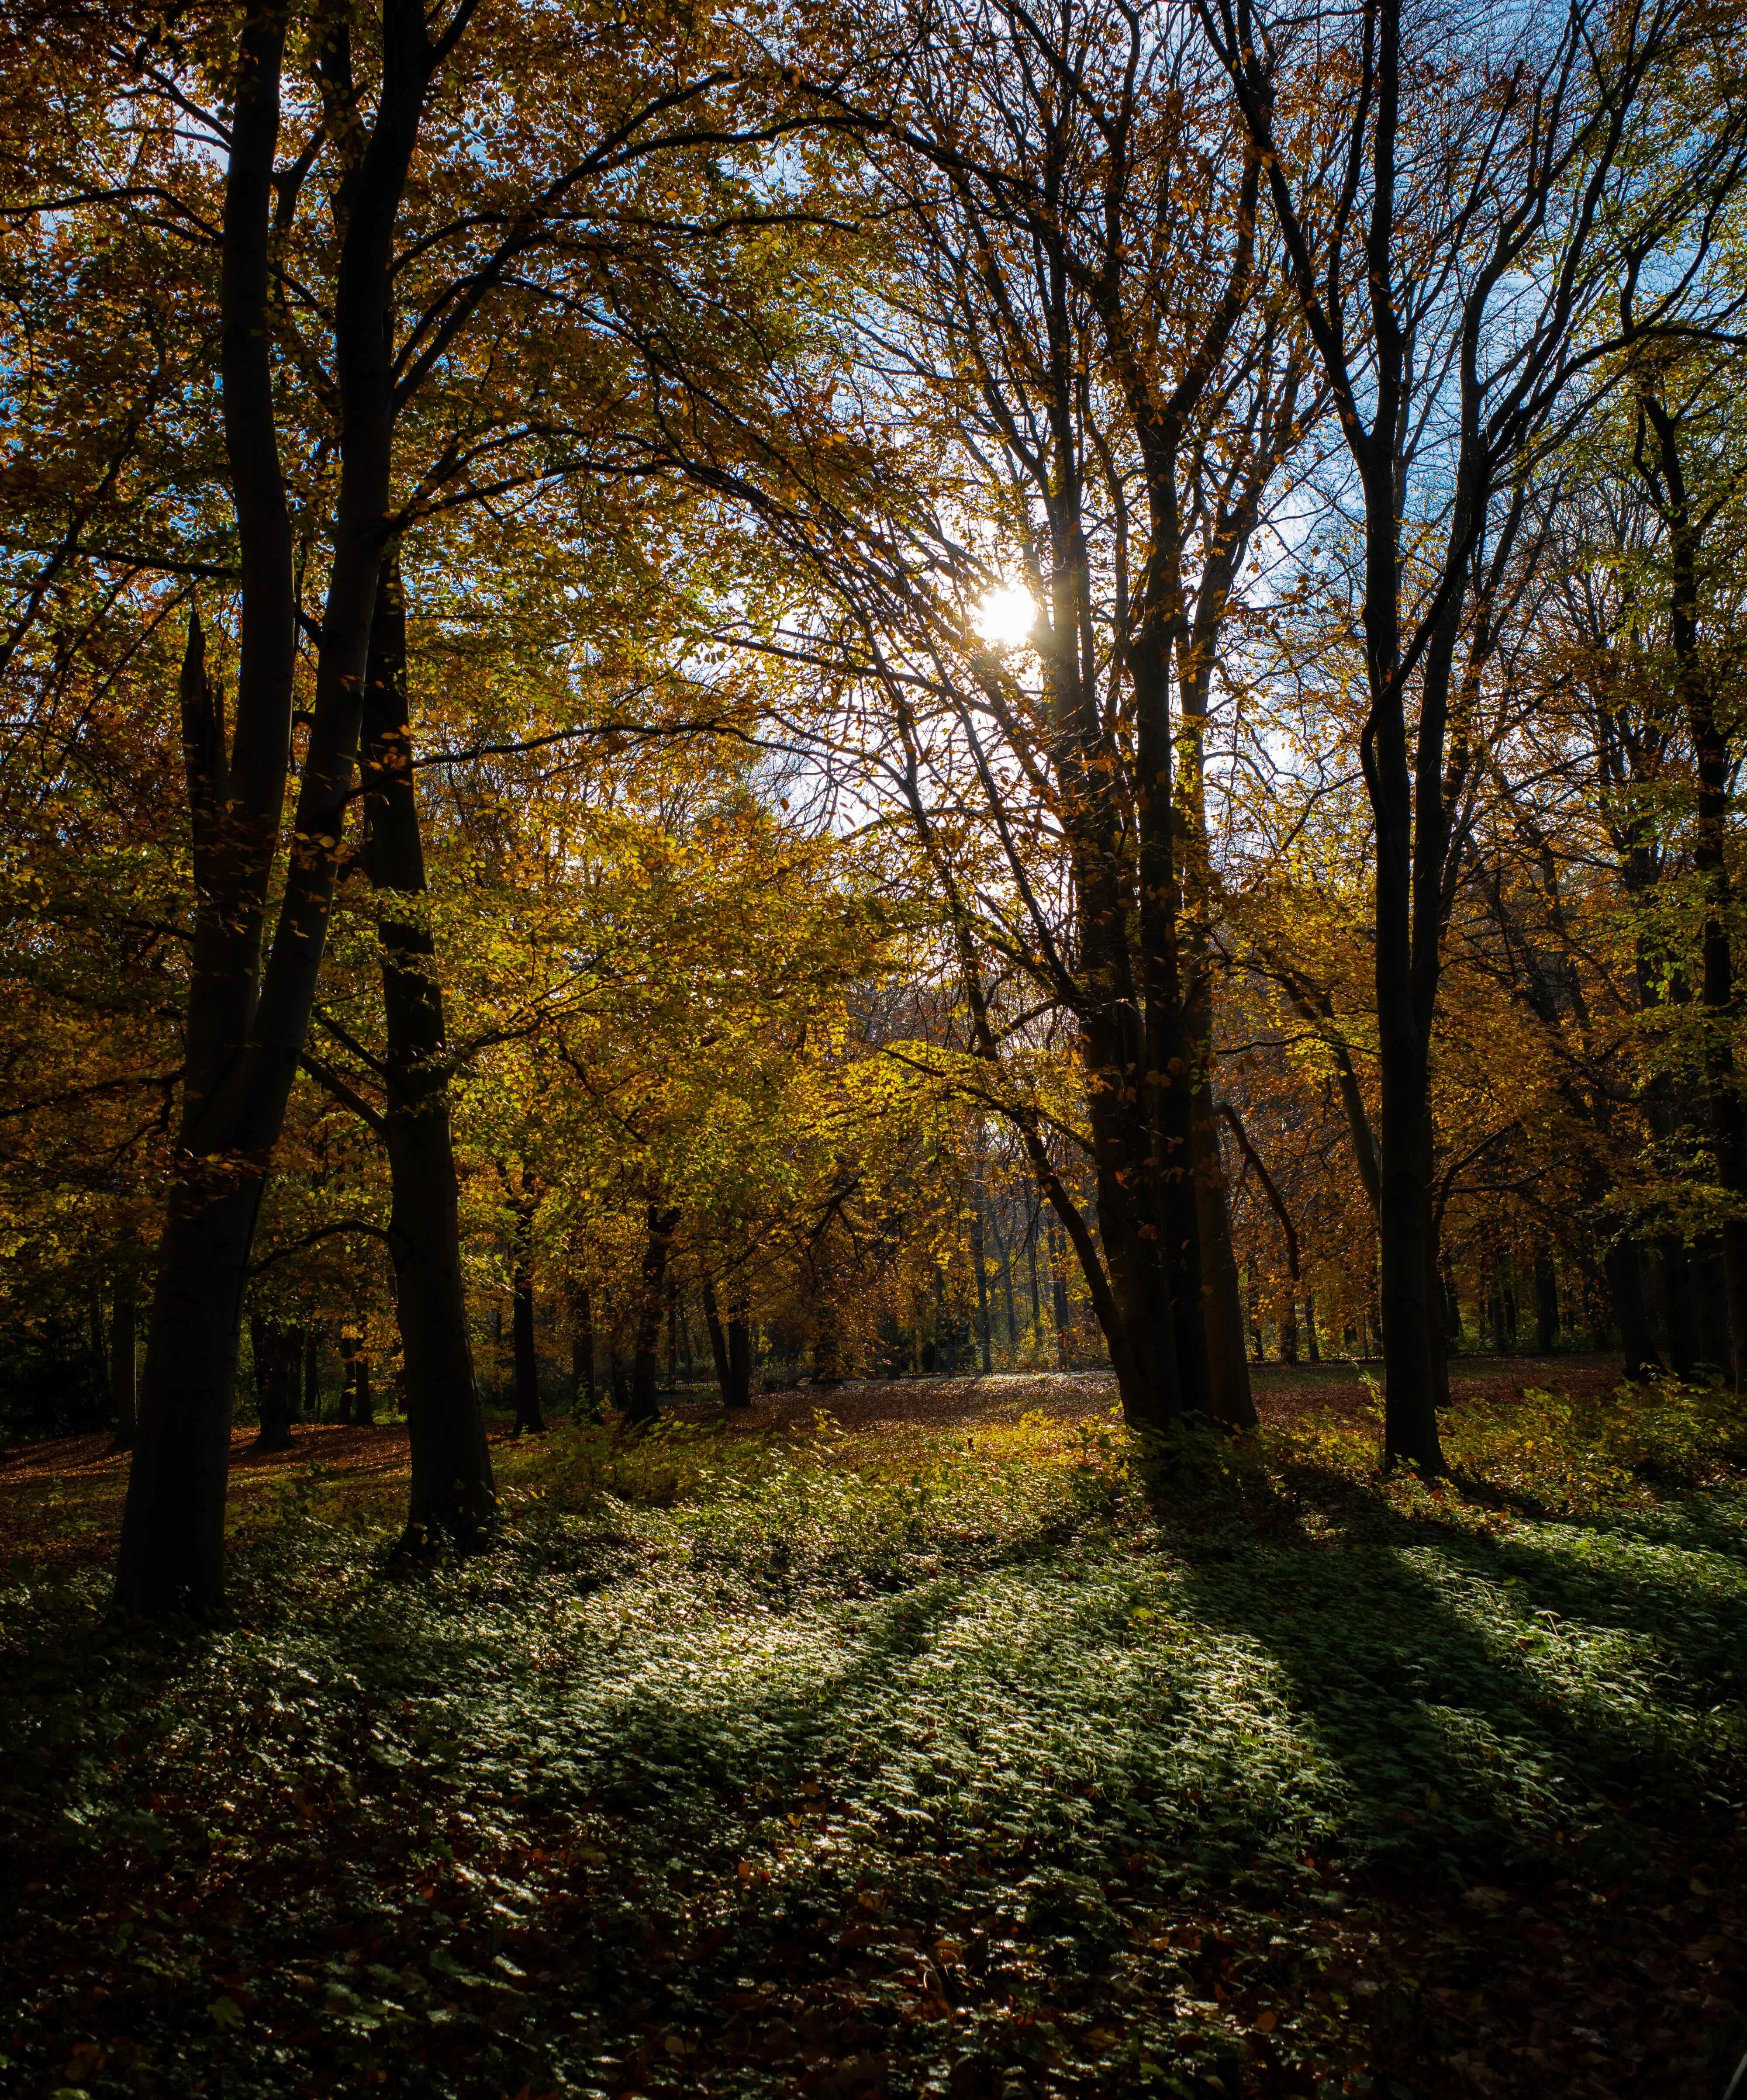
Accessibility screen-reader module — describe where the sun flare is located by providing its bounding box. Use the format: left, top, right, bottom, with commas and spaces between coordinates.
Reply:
974, 581, 1039, 650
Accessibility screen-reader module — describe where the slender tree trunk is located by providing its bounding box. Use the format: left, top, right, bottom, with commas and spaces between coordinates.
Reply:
970, 1195, 992, 1375
302, 1330, 319, 1420
1025, 1203, 1043, 1346
1605, 1239, 1660, 1381
629, 1205, 679, 1424
511, 1202, 544, 1437
254, 1322, 293, 1450
702, 1277, 733, 1405
362, 559, 495, 1544
352, 1338, 373, 1426
998, 1228, 1017, 1364
728, 1297, 752, 1409
109, 1273, 137, 1453
339, 1326, 356, 1425
1304, 1290, 1321, 1362
1048, 1215, 1070, 1360
1535, 1256, 1560, 1357
570, 1281, 596, 1419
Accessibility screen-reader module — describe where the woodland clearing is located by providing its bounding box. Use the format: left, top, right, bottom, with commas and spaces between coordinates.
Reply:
3, 1370, 1743, 2100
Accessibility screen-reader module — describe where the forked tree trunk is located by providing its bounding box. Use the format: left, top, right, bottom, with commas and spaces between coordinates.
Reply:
117, 5, 444, 1612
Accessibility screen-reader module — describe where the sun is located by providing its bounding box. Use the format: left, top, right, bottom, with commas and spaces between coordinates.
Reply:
974, 581, 1039, 650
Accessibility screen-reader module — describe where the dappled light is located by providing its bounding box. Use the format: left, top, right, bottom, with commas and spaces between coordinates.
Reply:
4, 0, 1747, 2096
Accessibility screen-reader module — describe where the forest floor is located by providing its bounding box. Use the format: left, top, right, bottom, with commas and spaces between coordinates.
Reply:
1, 1361, 1744, 2100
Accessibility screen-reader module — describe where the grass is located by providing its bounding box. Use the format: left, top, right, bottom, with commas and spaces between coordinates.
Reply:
1, 1376, 1744, 2100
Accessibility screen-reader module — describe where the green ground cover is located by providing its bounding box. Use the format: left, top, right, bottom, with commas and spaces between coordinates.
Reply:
2, 1384, 1744, 2100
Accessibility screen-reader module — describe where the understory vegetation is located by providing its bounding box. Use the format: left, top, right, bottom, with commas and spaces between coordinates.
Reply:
5, 1379, 1743, 2100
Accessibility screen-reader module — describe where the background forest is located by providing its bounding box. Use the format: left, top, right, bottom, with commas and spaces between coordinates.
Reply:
3, 2, 1747, 2098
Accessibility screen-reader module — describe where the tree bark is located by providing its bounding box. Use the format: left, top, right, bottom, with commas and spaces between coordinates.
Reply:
970, 1194, 992, 1374
702, 1276, 733, 1405
728, 1297, 752, 1408
510, 1199, 545, 1437
118, 4, 445, 1612
628, 1205, 679, 1424
109, 1272, 137, 1453
1605, 1239, 1661, 1381
1534, 1256, 1560, 1356
570, 1281, 597, 1419
360, 560, 496, 1540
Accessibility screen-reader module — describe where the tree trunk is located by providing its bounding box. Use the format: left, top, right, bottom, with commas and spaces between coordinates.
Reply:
970, 1195, 992, 1374
628, 1205, 679, 1424
109, 1272, 138, 1453
253, 1321, 293, 1450
570, 1281, 596, 1419
1304, 1290, 1321, 1362
302, 1330, 320, 1420
1048, 1215, 1070, 1360
118, 5, 443, 1612
1195, 1140, 1258, 1425
702, 1277, 733, 1405
1535, 1256, 1560, 1357
511, 1203, 544, 1437
339, 1326, 356, 1424
728, 1299, 752, 1408
114, 7, 293, 1616
361, 560, 495, 1543
1605, 1239, 1661, 1381
1025, 1204, 1043, 1345
352, 1341, 373, 1427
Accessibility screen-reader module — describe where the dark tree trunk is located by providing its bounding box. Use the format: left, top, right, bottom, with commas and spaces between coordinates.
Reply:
628, 1206, 679, 1424
1641, 392, 1747, 1388
1025, 1203, 1043, 1342
115, 6, 294, 1616
970, 1196, 992, 1374
339, 1326, 357, 1425
1304, 1290, 1321, 1362
352, 1341, 373, 1427
1049, 1215, 1070, 1358
252, 1321, 294, 1450
109, 1273, 138, 1453
1535, 1256, 1560, 1356
570, 1282, 597, 1419
511, 1206, 544, 1437
998, 1230, 1017, 1363
1605, 1240, 1661, 1381
118, 4, 445, 1612
728, 1300, 752, 1408
1195, 1124, 1258, 1425
702, 1277, 733, 1405
361, 557, 495, 1543
302, 1330, 319, 1420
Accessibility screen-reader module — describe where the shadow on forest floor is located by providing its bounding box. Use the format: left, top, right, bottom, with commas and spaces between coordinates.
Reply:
0, 1373, 1743, 2100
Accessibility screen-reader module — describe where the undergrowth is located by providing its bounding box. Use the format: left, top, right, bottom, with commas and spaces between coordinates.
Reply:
1, 1382, 1744, 2100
